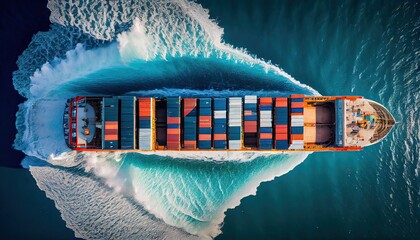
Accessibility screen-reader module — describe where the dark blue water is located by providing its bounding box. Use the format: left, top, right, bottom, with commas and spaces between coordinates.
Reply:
3, 0, 419, 239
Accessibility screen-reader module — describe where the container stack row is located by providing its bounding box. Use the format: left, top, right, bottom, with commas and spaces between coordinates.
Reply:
259, 97, 273, 149
244, 96, 258, 147
198, 98, 212, 149
120, 96, 136, 149
335, 99, 344, 147
275, 97, 289, 150
138, 98, 154, 150
102, 97, 119, 149
183, 98, 197, 149
228, 97, 243, 149
289, 94, 304, 149
167, 97, 181, 150
213, 98, 227, 149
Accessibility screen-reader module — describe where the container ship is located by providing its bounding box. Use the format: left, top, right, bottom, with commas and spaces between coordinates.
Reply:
63, 95, 395, 152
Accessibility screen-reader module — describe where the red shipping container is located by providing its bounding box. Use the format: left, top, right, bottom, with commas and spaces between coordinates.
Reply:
183, 98, 197, 105
275, 133, 288, 140
244, 121, 257, 133
167, 145, 180, 150
183, 99, 197, 116
291, 102, 304, 108
167, 117, 180, 124
276, 125, 288, 133
168, 131, 181, 136
245, 121, 257, 126
105, 129, 118, 135
290, 94, 305, 98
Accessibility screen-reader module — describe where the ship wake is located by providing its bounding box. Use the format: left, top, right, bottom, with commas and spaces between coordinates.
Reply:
13, 0, 317, 238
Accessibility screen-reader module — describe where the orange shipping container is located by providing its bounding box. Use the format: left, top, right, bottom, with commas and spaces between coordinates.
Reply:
259, 98, 272, 104
104, 134, 118, 140
167, 128, 180, 134
199, 116, 211, 122
260, 133, 272, 139
199, 123, 212, 128
105, 121, 118, 129
275, 98, 288, 107
199, 134, 211, 140
213, 134, 226, 140
291, 134, 304, 140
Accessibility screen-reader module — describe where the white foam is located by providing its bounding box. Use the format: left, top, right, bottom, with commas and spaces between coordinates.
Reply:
29, 43, 122, 98
30, 165, 198, 240
14, 99, 69, 160
141, 151, 280, 162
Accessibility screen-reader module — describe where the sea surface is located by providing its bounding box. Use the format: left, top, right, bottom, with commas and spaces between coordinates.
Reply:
3, 0, 419, 239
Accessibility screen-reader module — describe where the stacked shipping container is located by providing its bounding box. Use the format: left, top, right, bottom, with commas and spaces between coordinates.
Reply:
198, 98, 212, 149
275, 97, 289, 149
167, 97, 181, 150
120, 96, 136, 149
138, 98, 154, 150
289, 94, 304, 149
259, 97, 273, 149
244, 96, 258, 148
228, 97, 242, 149
213, 98, 227, 149
102, 97, 119, 149
183, 98, 198, 149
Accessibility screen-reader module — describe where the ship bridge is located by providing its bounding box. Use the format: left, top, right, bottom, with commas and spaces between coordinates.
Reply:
342, 98, 395, 147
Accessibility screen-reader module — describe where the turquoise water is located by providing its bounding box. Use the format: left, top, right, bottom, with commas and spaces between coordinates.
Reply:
12, 0, 419, 239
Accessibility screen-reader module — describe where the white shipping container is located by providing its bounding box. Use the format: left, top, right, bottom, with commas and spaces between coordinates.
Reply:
229, 140, 241, 149
291, 116, 304, 121
214, 110, 227, 118
288, 140, 304, 149
245, 95, 257, 103
139, 129, 152, 150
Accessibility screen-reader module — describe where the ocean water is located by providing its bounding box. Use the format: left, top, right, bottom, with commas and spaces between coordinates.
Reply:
11, 0, 419, 239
